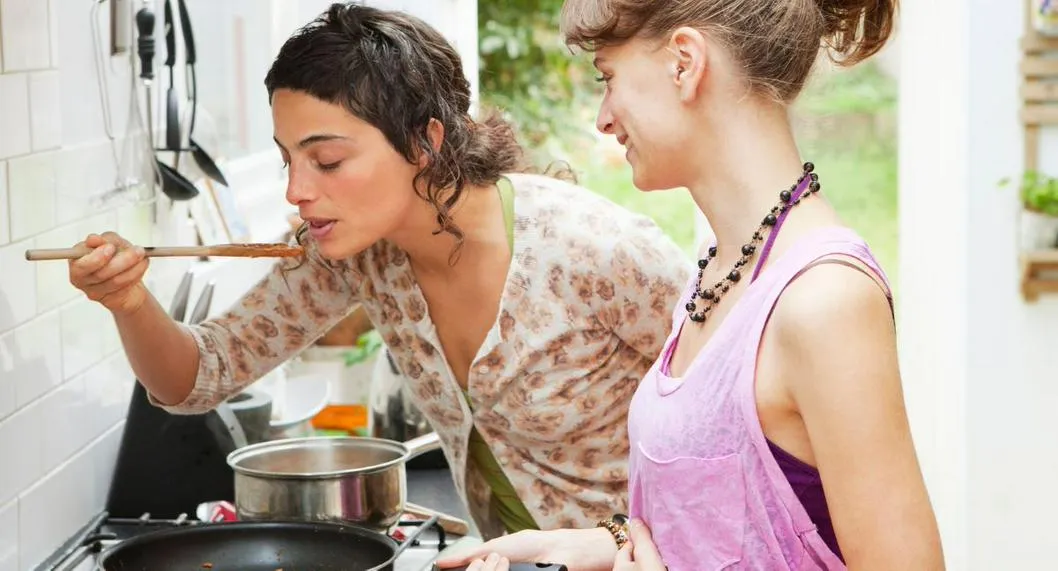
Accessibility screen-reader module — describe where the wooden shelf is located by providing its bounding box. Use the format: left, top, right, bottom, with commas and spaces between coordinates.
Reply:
1020, 34, 1058, 126
1021, 250, 1058, 302
1017, 18, 1058, 302
1021, 33, 1058, 53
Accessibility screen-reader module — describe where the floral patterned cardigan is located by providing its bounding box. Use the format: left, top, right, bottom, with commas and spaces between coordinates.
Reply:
154, 172, 693, 539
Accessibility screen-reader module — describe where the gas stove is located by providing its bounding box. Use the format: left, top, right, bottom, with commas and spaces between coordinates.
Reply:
35, 511, 471, 571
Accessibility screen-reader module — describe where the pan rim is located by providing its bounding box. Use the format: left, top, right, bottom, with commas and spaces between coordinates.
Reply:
95, 519, 399, 570
226, 435, 412, 479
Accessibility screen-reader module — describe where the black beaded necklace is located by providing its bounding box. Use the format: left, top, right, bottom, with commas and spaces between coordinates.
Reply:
686, 162, 821, 324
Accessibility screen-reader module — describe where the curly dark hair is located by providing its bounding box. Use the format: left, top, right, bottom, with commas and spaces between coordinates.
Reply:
267, 2, 563, 260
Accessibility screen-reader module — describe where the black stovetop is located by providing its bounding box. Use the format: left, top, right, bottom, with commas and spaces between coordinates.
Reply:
35, 511, 457, 571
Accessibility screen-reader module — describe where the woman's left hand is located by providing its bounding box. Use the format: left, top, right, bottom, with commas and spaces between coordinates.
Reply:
613, 519, 666, 571
459, 552, 510, 571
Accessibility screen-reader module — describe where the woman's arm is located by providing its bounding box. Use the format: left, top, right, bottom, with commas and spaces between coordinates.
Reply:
434, 528, 618, 571
769, 263, 944, 569
152, 240, 363, 414
112, 284, 202, 406
68, 232, 203, 407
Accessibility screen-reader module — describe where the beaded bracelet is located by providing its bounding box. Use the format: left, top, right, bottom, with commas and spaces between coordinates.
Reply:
597, 513, 630, 549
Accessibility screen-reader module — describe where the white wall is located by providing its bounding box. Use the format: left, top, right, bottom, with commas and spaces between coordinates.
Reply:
0, 0, 477, 568
899, 1, 1058, 569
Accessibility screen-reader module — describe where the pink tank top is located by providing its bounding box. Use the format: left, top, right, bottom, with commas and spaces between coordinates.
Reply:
626, 226, 890, 570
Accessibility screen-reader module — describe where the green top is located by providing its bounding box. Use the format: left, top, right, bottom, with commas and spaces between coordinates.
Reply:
462, 177, 539, 534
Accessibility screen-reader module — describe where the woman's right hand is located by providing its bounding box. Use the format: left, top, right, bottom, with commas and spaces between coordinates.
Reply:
68, 232, 150, 315
434, 528, 618, 571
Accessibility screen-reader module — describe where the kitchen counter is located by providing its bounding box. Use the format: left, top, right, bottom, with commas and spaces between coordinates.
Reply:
406, 468, 470, 522
404, 467, 485, 564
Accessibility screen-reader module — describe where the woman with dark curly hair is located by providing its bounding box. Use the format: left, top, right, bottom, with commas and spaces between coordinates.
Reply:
64, 2, 691, 539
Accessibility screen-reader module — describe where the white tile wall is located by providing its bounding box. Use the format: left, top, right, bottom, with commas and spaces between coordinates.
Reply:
0, 1, 207, 567
0, 333, 15, 421
17, 424, 124, 569
0, 0, 51, 72
0, 162, 8, 245
0, 399, 44, 508
59, 300, 105, 381
28, 71, 61, 152
54, 142, 120, 226
0, 238, 36, 331
0, 499, 16, 571
7, 310, 62, 409
0, 73, 31, 159
7, 151, 57, 242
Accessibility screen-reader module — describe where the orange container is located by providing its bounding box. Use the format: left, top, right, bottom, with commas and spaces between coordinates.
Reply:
312, 404, 370, 437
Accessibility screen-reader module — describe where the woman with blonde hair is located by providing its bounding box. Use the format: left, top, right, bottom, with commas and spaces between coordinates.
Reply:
439, 0, 944, 569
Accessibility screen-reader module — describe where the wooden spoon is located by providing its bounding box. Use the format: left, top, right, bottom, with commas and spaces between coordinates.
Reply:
24, 243, 305, 261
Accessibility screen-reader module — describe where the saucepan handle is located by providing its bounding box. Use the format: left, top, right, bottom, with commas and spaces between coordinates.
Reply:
404, 431, 442, 459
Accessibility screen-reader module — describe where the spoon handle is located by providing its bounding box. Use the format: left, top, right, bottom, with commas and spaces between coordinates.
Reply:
24, 244, 305, 261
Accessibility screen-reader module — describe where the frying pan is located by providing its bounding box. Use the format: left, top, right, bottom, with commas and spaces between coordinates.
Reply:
94, 518, 567, 571
95, 517, 437, 571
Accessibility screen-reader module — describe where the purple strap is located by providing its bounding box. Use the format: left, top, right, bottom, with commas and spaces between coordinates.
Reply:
750, 175, 812, 282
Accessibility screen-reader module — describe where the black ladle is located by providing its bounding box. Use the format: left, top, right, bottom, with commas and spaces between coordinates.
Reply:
135, 4, 199, 201
156, 161, 199, 200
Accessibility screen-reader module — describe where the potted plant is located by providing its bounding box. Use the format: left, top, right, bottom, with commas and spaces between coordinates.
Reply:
1002, 170, 1058, 249
1032, 0, 1058, 36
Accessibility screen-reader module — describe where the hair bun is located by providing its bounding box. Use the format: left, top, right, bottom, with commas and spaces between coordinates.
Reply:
816, 0, 898, 66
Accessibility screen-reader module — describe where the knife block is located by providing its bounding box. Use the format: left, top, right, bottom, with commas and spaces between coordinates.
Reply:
105, 382, 237, 519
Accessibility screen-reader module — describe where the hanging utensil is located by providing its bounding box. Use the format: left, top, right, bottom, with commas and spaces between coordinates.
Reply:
163, 0, 181, 155
177, 0, 229, 187
135, 1, 199, 202
155, 160, 199, 200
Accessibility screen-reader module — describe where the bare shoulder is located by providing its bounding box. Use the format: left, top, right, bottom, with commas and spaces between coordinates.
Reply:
769, 257, 894, 351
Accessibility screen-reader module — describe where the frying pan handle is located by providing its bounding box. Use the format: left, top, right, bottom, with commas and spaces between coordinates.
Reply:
389, 514, 440, 562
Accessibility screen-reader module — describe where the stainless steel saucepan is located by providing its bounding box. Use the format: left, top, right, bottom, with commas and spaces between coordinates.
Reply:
226, 432, 442, 532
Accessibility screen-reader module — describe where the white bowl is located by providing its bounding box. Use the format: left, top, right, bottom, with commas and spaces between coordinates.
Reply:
268, 372, 331, 439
